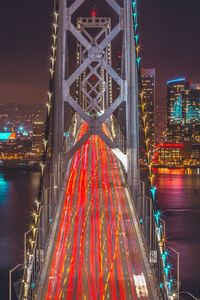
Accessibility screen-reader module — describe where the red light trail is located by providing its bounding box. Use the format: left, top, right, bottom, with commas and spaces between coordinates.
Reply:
44, 123, 150, 299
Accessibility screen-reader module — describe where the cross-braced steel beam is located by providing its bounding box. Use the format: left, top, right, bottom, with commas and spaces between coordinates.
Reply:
54, 0, 139, 194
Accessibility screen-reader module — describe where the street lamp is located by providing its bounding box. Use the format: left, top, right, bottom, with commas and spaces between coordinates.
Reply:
24, 229, 32, 267
9, 264, 23, 300
169, 246, 180, 300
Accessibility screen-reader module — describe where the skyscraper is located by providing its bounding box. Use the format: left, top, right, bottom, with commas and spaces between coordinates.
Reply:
166, 77, 188, 127
141, 68, 156, 148
166, 78, 200, 143
32, 121, 44, 157
186, 84, 200, 126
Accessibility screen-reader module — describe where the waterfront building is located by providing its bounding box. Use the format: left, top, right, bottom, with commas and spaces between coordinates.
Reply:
153, 142, 184, 166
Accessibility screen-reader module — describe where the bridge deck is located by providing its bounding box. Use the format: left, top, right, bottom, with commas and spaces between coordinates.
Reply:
41, 123, 156, 300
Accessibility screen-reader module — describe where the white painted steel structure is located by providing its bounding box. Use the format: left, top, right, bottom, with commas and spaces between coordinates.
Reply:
53, 0, 139, 196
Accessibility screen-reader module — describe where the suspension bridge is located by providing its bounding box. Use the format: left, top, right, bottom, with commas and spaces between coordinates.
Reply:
13, 1, 179, 299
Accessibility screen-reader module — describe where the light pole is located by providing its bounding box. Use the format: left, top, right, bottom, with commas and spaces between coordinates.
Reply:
9, 264, 23, 300
169, 246, 180, 300
24, 229, 32, 267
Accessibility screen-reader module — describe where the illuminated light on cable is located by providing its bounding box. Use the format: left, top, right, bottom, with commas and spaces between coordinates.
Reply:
50, 57, 56, 68
53, 23, 58, 31
134, 34, 139, 44
132, 12, 137, 20
164, 264, 172, 278
150, 186, 157, 201
136, 56, 141, 67
54, 10, 58, 16
51, 46, 56, 56
49, 68, 54, 78
34, 199, 40, 210
46, 103, 51, 114
32, 211, 38, 219
136, 45, 140, 55
144, 127, 149, 138
52, 34, 57, 40
161, 250, 169, 265
154, 210, 161, 225
44, 139, 48, 149
134, 23, 138, 32
48, 91, 53, 102
40, 163, 45, 174
50, 57, 56, 63
132, 0, 136, 6
142, 115, 147, 122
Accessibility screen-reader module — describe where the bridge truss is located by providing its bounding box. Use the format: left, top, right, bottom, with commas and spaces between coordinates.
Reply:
17, 1, 179, 299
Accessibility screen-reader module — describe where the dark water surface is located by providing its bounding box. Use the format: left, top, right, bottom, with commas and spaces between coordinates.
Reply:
0, 169, 200, 299
0, 170, 40, 300
156, 169, 200, 299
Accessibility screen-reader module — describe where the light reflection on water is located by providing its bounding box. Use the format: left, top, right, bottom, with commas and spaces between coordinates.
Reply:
0, 173, 9, 205
156, 168, 200, 299
0, 170, 40, 300
0, 168, 199, 299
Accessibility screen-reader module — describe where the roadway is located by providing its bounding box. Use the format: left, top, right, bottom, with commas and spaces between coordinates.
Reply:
43, 123, 152, 300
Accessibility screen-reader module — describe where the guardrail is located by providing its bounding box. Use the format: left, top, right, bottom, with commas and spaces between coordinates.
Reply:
134, 179, 180, 300
18, 117, 78, 299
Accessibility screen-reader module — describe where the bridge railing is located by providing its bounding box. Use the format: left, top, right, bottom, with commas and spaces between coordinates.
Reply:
19, 115, 79, 299
134, 179, 179, 299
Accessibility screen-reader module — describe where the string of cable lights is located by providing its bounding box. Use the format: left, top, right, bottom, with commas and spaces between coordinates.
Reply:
19, 1, 179, 298
20, 3, 59, 298
131, 0, 179, 297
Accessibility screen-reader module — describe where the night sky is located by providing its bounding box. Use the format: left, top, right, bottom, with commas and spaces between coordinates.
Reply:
0, 0, 200, 105
0, 0, 51, 104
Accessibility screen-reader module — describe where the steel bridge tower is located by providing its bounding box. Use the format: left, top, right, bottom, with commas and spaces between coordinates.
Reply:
18, 1, 179, 299
53, 0, 139, 196
75, 15, 112, 112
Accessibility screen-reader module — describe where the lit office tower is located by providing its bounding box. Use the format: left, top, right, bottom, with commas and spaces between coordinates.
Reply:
186, 84, 200, 125
141, 68, 156, 148
167, 78, 188, 127
166, 78, 200, 142
32, 121, 44, 157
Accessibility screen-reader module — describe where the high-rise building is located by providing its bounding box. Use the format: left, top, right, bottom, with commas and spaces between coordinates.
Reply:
186, 84, 200, 125
155, 102, 166, 143
167, 77, 188, 128
32, 121, 44, 157
166, 78, 200, 143
141, 68, 156, 148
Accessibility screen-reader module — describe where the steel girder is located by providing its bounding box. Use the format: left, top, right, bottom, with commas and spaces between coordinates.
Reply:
54, 0, 139, 193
